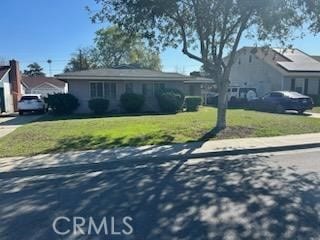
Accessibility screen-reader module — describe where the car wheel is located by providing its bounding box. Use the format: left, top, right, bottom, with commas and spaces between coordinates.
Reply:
275, 105, 285, 114
19, 111, 24, 116
298, 110, 305, 115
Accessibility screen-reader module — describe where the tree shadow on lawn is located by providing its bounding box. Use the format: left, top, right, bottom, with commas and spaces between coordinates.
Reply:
44, 134, 176, 153
0, 153, 319, 239
38, 111, 179, 122
199, 126, 256, 142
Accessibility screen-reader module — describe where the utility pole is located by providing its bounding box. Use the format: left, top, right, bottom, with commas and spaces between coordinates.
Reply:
79, 49, 83, 71
47, 59, 52, 77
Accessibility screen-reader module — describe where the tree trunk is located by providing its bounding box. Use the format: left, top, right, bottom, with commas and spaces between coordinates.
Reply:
215, 79, 228, 131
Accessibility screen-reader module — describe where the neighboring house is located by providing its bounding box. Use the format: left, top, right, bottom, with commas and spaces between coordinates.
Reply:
0, 60, 22, 113
55, 68, 210, 113
21, 76, 67, 97
229, 47, 320, 97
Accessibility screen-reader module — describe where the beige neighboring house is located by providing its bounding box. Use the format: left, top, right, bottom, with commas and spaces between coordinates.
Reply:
21, 76, 67, 97
229, 47, 320, 97
56, 68, 210, 113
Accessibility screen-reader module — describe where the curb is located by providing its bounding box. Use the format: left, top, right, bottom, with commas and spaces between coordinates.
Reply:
0, 142, 319, 179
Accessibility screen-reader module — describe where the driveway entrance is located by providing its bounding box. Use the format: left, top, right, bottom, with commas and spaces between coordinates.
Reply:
0, 114, 42, 138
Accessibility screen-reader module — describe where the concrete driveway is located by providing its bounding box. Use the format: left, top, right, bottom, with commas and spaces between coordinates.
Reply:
0, 148, 319, 240
0, 114, 42, 138
307, 112, 320, 118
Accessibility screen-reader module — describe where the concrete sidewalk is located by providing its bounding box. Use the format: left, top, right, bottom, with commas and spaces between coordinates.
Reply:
1, 133, 320, 173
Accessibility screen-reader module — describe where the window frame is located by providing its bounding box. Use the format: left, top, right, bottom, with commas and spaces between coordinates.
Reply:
90, 81, 117, 99
125, 82, 134, 93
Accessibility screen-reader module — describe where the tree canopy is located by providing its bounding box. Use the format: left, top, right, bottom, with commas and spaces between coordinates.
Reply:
64, 48, 95, 72
23, 62, 45, 76
64, 26, 162, 72
89, 0, 318, 130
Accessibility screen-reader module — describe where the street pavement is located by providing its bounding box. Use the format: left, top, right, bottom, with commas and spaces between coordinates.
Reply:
0, 148, 319, 240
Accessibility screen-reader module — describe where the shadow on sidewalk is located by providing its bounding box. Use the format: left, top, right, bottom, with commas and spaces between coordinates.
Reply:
0, 153, 319, 239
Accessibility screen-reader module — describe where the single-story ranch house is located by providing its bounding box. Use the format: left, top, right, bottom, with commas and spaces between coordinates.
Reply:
229, 47, 320, 97
56, 68, 211, 113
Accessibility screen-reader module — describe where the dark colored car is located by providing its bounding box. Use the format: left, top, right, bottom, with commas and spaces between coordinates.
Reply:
250, 91, 314, 114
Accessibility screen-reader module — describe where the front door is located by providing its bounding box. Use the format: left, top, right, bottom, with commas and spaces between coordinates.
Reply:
0, 88, 5, 112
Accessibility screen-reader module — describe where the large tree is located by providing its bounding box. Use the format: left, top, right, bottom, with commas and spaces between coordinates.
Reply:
64, 48, 95, 72
65, 27, 162, 72
91, 26, 162, 70
23, 62, 45, 76
89, 0, 311, 130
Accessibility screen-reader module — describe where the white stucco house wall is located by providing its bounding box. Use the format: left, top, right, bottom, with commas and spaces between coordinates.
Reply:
21, 76, 67, 97
55, 68, 209, 113
0, 66, 14, 113
0, 60, 22, 113
229, 47, 320, 97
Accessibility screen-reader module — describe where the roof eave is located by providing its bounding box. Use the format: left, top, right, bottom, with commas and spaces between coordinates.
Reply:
55, 76, 189, 81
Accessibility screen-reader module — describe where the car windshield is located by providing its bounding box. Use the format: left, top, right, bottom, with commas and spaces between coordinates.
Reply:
20, 96, 39, 101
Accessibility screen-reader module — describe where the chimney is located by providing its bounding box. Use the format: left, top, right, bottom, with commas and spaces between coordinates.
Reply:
9, 60, 22, 112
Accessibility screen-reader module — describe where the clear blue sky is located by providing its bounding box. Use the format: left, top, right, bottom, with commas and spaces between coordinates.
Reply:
1, 0, 320, 76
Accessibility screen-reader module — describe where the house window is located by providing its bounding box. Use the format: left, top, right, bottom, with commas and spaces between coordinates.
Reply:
90, 82, 103, 98
125, 83, 134, 93
142, 83, 153, 96
238, 58, 241, 65
291, 78, 296, 91
249, 55, 252, 63
104, 82, 117, 98
318, 79, 320, 95
90, 82, 116, 99
304, 78, 309, 95
154, 83, 165, 94
189, 85, 196, 95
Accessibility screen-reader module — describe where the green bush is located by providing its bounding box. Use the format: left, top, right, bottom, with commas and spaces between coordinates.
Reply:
88, 99, 109, 115
120, 93, 145, 113
46, 93, 79, 115
309, 95, 320, 106
156, 88, 184, 113
185, 96, 202, 112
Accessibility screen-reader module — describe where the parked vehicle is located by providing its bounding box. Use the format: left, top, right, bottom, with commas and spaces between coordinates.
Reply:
206, 87, 257, 105
18, 94, 47, 115
227, 87, 257, 102
249, 91, 314, 114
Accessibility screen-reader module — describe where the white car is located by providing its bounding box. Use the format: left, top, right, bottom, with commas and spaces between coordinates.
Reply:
18, 94, 47, 115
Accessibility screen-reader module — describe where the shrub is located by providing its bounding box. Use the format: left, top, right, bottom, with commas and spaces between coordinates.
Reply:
185, 96, 202, 112
120, 93, 145, 113
88, 99, 109, 115
156, 88, 184, 113
309, 95, 320, 106
46, 93, 79, 115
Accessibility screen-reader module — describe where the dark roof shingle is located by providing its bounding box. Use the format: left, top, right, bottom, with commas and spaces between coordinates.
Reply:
55, 68, 189, 80
22, 76, 66, 89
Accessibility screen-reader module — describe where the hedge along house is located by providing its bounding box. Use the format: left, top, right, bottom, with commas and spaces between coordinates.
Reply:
0, 60, 22, 113
55, 68, 211, 113
228, 47, 320, 98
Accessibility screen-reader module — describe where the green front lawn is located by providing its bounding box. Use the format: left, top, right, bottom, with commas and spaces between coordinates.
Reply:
1, 107, 320, 157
